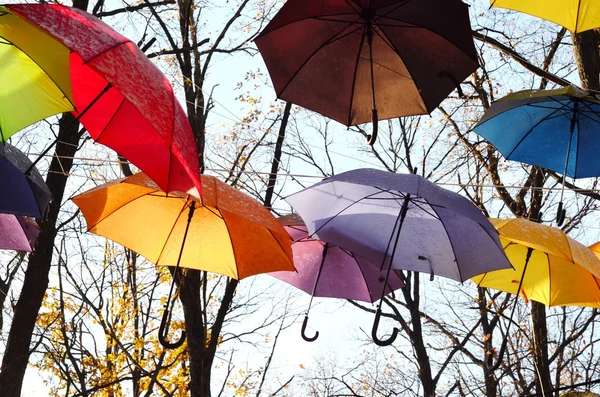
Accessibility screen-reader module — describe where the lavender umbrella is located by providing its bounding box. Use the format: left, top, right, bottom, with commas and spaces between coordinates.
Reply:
286, 169, 512, 346
0, 214, 40, 251
270, 215, 405, 341
0, 143, 52, 218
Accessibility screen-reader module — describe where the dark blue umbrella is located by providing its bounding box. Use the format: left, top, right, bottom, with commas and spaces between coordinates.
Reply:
0, 143, 51, 218
473, 86, 600, 224
286, 168, 512, 346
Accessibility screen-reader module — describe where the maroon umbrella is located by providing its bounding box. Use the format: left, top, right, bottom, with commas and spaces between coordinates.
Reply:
256, 0, 479, 144
7, 4, 202, 196
270, 215, 405, 342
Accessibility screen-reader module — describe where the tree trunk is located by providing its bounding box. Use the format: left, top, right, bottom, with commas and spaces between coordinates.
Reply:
0, 111, 84, 396
179, 270, 210, 397
531, 301, 552, 396
572, 30, 600, 91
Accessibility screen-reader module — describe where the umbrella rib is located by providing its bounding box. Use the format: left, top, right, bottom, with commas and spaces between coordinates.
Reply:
503, 105, 566, 160
310, 189, 396, 237
346, 24, 368, 126
0, 34, 75, 109
576, 100, 600, 124
476, 241, 516, 287
276, 17, 364, 100
350, 251, 381, 303
155, 200, 193, 267
84, 191, 156, 231
427, 204, 463, 282
369, 24, 430, 110
93, 96, 126, 143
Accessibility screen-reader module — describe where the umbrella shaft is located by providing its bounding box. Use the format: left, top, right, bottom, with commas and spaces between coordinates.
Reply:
366, 24, 377, 111
306, 244, 329, 315
377, 193, 411, 309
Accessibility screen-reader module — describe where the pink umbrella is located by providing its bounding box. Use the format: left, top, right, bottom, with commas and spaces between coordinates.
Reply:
270, 215, 405, 341
6, 4, 202, 196
0, 214, 39, 252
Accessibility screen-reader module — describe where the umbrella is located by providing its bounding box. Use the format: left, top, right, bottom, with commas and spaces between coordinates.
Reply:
490, 0, 600, 33
473, 86, 600, 224
0, 5, 74, 141
286, 168, 512, 345
255, 0, 479, 144
471, 218, 600, 370
72, 173, 294, 347
270, 214, 405, 342
5, 4, 202, 196
0, 143, 52, 218
0, 214, 39, 252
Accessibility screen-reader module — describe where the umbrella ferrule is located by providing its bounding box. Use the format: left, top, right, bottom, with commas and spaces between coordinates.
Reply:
360, 8, 376, 24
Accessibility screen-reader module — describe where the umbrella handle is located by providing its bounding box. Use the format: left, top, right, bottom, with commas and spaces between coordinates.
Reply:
485, 334, 509, 371
367, 109, 378, 145
158, 305, 187, 349
371, 307, 398, 347
301, 315, 319, 342
556, 202, 566, 226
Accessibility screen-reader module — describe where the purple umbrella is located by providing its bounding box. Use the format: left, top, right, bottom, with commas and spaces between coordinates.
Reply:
0, 214, 40, 251
286, 169, 512, 346
0, 143, 52, 218
270, 215, 405, 341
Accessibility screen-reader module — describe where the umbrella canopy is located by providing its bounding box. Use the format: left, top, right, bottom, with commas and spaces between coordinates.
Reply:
0, 6, 74, 141
286, 169, 512, 282
0, 143, 52, 218
255, 0, 478, 140
471, 217, 600, 370
6, 4, 202, 196
472, 218, 600, 307
72, 173, 294, 279
473, 86, 600, 224
270, 214, 405, 342
0, 214, 39, 252
490, 0, 600, 33
271, 216, 405, 303
474, 86, 600, 179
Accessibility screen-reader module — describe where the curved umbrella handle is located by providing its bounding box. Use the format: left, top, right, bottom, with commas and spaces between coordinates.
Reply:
158, 305, 187, 349
301, 315, 319, 342
485, 334, 509, 371
367, 109, 379, 145
371, 307, 398, 347
556, 202, 566, 226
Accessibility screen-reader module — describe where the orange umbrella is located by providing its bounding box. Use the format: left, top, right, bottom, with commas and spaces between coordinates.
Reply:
73, 173, 294, 347
72, 173, 293, 278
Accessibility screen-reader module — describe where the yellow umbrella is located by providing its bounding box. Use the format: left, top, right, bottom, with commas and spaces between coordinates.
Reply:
491, 0, 600, 33
73, 173, 294, 348
0, 6, 74, 140
472, 217, 600, 369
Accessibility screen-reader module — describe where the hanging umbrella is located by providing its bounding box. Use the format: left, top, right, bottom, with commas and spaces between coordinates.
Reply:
473, 86, 600, 225
472, 217, 600, 370
0, 5, 74, 141
72, 173, 294, 348
0, 214, 39, 252
255, 0, 479, 144
270, 214, 405, 341
0, 143, 52, 218
5, 4, 202, 196
286, 168, 512, 345
490, 0, 600, 33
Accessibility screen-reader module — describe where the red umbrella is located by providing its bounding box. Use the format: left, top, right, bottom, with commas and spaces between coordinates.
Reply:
256, 0, 479, 144
7, 4, 201, 196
